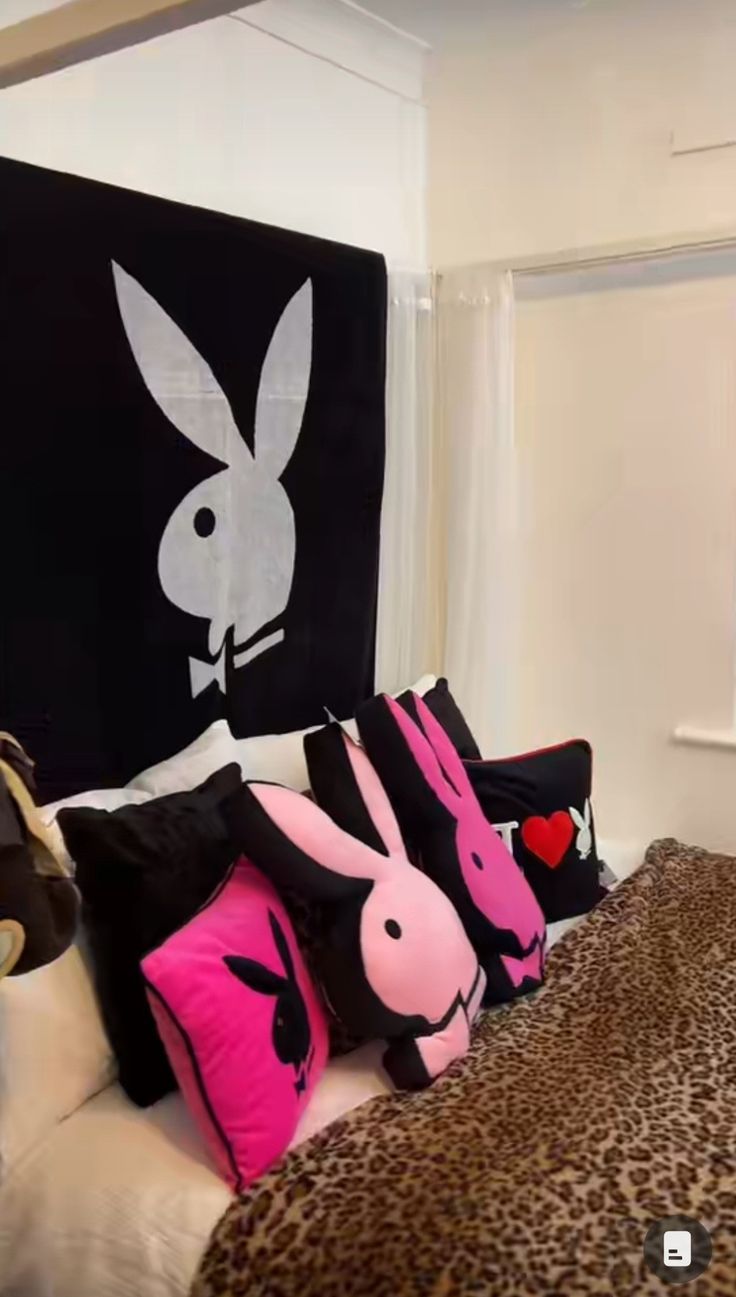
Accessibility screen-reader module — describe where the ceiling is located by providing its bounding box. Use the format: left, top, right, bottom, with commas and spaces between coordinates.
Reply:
357, 0, 495, 44
0, 1, 521, 50
355, 0, 600, 46
0, 0, 259, 90
0, 0, 445, 35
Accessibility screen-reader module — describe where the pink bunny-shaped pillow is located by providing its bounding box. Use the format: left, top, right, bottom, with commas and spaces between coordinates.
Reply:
225, 723, 485, 1089
357, 692, 546, 1005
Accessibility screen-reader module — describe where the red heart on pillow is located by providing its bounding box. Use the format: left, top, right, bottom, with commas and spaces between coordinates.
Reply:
521, 811, 574, 869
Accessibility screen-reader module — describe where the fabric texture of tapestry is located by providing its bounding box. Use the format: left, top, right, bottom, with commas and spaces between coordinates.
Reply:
0, 155, 387, 801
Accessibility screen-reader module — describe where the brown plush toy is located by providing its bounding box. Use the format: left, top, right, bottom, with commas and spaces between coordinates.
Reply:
0, 733, 80, 980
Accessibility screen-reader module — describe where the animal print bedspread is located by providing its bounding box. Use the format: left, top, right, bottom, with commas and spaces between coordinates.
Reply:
193, 840, 736, 1297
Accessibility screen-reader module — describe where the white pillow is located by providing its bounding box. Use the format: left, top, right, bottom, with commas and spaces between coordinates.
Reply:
124, 679, 438, 797
0, 784, 159, 1181
235, 674, 438, 789
0, 942, 115, 1181
126, 719, 240, 798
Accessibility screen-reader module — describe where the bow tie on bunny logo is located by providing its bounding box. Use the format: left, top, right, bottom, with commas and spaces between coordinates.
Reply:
112, 263, 313, 698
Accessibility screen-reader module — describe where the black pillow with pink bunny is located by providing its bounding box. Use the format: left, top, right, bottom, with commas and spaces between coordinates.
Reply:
356, 691, 547, 1006
224, 721, 486, 1091
464, 739, 609, 923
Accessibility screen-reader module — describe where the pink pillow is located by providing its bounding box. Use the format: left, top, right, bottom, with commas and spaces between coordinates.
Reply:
225, 726, 486, 1090
141, 858, 328, 1190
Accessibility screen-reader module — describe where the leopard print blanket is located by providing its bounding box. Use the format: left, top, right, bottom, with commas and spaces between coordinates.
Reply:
193, 840, 736, 1296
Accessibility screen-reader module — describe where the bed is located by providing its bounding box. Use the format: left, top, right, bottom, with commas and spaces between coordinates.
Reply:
190, 835, 736, 1297
0, 840, 645, 1297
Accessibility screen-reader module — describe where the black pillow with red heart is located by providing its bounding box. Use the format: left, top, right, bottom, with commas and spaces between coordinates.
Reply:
464, 740, 607, 923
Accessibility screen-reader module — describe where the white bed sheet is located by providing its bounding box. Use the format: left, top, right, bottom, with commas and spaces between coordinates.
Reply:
0, 839, 643, 1297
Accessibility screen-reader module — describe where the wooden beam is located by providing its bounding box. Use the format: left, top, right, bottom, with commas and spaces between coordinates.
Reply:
0, 0, 261, 89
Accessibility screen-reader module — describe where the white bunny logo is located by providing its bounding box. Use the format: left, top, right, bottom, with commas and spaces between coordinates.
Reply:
569, 799, 592, 860
112, 263, 312, 697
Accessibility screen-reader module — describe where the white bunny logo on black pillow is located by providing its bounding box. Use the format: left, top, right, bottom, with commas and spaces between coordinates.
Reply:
113, 264, 312, 697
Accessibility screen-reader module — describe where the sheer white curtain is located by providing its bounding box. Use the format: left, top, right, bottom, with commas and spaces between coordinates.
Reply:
436, 267, 517, 755
377, 265, 518, 756
375, 271, 442, 693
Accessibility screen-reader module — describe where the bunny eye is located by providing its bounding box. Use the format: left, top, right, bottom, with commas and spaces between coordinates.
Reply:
194, 507, 216, 538
471, 853, 484, 871
385, 919, 402, 940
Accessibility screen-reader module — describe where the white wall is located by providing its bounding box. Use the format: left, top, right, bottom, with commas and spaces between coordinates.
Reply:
0, 0, 427, 266
513, 252, 736, 852
429, 0, 736, 267
426, 0, 736, 852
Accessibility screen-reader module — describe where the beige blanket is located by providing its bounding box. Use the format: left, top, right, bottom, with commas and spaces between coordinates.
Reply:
193, 840, 736, 1296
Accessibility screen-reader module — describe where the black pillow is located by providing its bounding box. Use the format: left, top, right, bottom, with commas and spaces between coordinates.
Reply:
465, 740, 607, 923
58, 763, 242, 1107
422, 678, 481, 760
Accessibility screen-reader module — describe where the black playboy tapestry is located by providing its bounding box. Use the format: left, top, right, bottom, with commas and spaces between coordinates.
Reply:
0, 156, 387, 800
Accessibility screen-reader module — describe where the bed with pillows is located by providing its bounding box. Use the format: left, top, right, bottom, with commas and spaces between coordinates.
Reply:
4, 675, 728, 1296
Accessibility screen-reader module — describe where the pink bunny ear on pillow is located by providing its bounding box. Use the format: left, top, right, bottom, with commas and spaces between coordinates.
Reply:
224, 726, 486, 1090
357, 691, 547, 1007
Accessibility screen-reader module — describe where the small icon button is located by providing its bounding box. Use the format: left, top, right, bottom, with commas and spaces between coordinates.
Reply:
644, 1216, 712, 1284
664, 1231, 692, 1268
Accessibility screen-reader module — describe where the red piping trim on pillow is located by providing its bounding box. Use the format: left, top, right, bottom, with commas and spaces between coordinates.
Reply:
464, 737, 592, 767
143, 978, 244, 1194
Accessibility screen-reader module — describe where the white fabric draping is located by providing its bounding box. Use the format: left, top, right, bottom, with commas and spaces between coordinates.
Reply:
435, 267, 517, 754
377, 265, 518, 756
375, 271, 442, 694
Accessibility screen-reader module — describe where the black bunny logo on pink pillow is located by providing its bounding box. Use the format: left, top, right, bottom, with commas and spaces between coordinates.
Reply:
225, 910, 314, 1095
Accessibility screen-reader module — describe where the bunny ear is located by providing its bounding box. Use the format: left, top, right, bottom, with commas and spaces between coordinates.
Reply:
304, 724, 405, 859
370, 693, 473, 813
223, 954, 286, 996
584, 799, 591, 827
268, 909, 295, 983
112, 262, 244, 467
225, 781, 387, 905
407, 694, 477, 800
254, 278, 312, 480
569, 806, 584, 829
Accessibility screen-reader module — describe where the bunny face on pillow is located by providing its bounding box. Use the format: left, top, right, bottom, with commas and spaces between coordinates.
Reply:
225, 724, 486, 1090
112, 263, 312, 696
357, 692, 547, 1006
